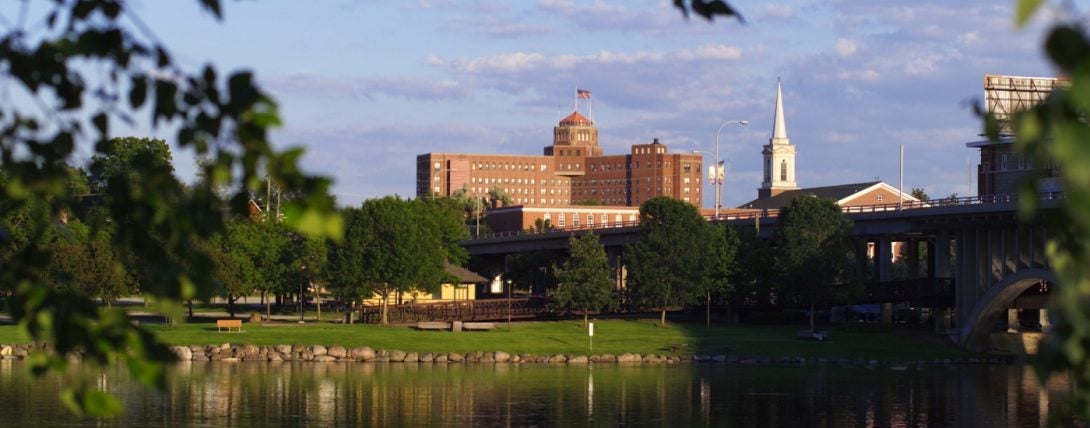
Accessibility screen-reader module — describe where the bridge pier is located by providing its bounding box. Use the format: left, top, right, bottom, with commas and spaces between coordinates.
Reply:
878, 237, 893, 323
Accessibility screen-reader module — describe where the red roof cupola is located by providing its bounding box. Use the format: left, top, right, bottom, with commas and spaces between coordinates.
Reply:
559, 111, 592, 126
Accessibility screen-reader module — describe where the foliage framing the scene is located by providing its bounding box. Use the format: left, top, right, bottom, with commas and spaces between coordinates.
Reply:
1010, 1, 1090, 423
0, 0, 341, 416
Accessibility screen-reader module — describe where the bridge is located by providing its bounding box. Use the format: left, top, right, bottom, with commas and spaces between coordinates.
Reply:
462, 194, 1064, 351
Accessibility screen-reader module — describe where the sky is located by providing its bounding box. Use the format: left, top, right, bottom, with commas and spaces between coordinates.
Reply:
32, 1, 1081, 208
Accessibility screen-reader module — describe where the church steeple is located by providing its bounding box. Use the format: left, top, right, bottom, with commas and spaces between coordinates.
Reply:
759, 79, 799, 199
771, 80, 789, 144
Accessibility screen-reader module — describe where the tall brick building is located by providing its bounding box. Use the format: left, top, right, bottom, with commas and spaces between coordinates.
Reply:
417, 111, 704, 208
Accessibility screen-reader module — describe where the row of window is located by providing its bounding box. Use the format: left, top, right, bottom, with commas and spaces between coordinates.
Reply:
546, 212, 638, 228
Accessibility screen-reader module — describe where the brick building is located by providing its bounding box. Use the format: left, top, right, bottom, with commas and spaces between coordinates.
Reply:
416, 111, 704, 208
967, 75, 1066, 197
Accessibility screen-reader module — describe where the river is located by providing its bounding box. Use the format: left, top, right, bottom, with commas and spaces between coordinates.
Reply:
0, 360, 1071, 427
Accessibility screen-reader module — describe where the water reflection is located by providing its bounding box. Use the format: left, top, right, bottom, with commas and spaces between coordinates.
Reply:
0, 359, 1071, 427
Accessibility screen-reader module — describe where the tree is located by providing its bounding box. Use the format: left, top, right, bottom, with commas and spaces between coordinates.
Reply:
698, 223, 740, 326
774, 196, 858, 332
328, 197, 452, 325
552, 232, 616, 326
48, 227, 134, 306
0, 2, 342, 414
910, 188, 929, 202
626, 197, 708, 326
282, 230, 328, 320
1008, 2, 1090, 421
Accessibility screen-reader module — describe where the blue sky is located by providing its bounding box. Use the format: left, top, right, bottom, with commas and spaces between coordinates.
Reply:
33, 1, 1079, 207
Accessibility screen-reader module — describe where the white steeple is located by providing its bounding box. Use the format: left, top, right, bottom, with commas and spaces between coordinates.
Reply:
759, 79, 799, 199
770, 79, 789, 144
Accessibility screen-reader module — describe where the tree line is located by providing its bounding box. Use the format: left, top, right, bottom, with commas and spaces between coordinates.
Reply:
1, 137, 470, 327
515, 196, 859, 331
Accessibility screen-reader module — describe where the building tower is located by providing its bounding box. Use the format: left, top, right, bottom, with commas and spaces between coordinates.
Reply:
758, 80, 799, 199
545, 111, 603, 177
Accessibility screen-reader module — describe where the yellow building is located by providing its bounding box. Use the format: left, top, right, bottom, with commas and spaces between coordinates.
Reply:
362, 262, 487, 305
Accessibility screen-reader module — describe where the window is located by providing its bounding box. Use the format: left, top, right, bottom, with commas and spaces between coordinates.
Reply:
573, 214, 580, 227
780, 160, 788, 181
1018, 156, 1025, 170
765, 159, 771, 182
586, 215, 593, 227
433, 162, 441, 171
1000, 154, 1008, 171
684, 163, 691, 173
615, 214, 622, 226
601, 214, 608, 225
558, 214, 566, 227
877, 194, 885, 202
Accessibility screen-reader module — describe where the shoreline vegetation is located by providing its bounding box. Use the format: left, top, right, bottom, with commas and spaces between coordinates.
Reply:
0, 318, 997, 365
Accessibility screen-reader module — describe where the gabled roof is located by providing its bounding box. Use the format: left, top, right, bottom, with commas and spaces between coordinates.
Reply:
559, 111, 592, 126
444, 262, 487, 284
738, 181, 918, 210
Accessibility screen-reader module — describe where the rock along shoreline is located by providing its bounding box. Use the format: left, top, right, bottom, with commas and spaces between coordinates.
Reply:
0, 343, 1017, 368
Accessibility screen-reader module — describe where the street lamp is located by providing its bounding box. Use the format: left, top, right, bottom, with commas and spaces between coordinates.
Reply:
430, 168, 457, 201
299, 264, 306, 323
713, 120, 748, 219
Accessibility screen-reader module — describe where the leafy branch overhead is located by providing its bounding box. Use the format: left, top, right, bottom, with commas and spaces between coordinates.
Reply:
0, 0, 340, 416
673, 0, 745, 23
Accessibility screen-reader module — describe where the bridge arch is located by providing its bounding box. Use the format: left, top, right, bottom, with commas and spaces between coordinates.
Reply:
959, 268, 1056, 352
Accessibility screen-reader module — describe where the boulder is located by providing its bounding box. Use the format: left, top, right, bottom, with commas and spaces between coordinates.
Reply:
568, 356, 588, 364
171, 346, 192, 361
249, 312, 262, 324
350, 347, 375, 361
312, 345, 328, 356
276, 345, 293, 354
389, 350, 407, 362
617, 353, 641, 363
328, 346, 348, 359
314, 355, 337, 362
478, 353, 494, 363
598, 354, 617, 362
269, 354, 283, 362
404, 352, 419, 363
292, 344, 306, 353
493, 351, 510, 363
419, 353, 435, 362
0, 345, 12, 357
510, 354, 521, 363
240, 345, 259, 358
642, 354, 661, 363
447, 353, 464, 362
548, 354, 567, 363
434, 354, 448, 363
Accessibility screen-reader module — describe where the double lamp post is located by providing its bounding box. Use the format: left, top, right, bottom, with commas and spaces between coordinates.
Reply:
693, 120, 748, 219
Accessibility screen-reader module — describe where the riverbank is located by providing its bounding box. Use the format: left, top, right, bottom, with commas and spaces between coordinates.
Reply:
0, 319, 982, 363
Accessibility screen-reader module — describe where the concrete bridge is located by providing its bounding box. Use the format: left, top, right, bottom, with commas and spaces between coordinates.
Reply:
462, 194, 1063, 351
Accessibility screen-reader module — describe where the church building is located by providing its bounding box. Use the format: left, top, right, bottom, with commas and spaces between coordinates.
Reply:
739, 81, 918, 210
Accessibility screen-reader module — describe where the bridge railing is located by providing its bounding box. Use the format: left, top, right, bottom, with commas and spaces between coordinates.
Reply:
357, 297, 549, 324
467, 192, 1065, 241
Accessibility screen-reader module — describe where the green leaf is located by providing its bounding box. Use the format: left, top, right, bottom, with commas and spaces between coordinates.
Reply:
1015, 0, 1044, 28
61, 387, 124, 418
129, 76, 147, 109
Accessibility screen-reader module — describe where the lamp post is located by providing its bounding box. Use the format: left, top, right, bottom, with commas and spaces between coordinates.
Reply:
430, 168, 457, 201
299, 264, 306, 323
713, 120, 748, 219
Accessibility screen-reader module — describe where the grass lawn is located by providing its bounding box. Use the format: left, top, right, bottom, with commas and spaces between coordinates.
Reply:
0, 317, 975, 362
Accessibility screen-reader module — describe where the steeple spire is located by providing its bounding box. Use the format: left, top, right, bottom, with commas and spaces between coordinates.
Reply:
771, 78, 788, 143
759, 78, 798, 199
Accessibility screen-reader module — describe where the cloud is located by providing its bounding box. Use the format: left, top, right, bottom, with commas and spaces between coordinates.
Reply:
432, 43, 742, 74
263, 73, 471, 102
835, 38, 857, 57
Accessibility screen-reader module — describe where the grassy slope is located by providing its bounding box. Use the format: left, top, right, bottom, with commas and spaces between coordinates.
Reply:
0, 319, 974, 361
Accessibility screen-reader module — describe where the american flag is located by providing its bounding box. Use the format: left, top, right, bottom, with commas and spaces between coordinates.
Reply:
577, 89, 591, 99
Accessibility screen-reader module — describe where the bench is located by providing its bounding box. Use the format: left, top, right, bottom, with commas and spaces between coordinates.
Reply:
416, 321, 451, 331
462, 322, 495, 331
217, 319, 243, 332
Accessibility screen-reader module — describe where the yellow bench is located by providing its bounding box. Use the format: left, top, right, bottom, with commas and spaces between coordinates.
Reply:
217, 319, 243, 332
